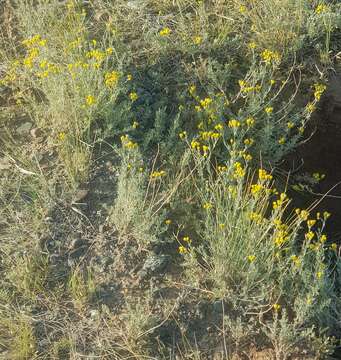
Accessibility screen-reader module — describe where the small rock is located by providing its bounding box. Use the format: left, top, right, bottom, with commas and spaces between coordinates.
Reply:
30, 127, 43, 138
140, 254, 170, 277
72, 189, 89, 203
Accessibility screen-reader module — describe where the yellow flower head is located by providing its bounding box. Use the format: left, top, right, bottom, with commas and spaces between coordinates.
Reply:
228, 119, 241, 128
129, 92, 139, 102
273, 303, 281, 311
85, 95, 96, 106
104, 70, 120, 87
178, 245, 187, 254
315, 4, 327, 15
265, 107, 273, 115
193, 36, 203, 45
165, 219, 172, 225
159, 27, 171, 36
258, 169, 273, 181
247, 255, 256, 263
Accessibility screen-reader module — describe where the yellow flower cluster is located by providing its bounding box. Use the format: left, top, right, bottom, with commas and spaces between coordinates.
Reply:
22, 34, 47, 48
313, 83, 326, 101
258, 169, 273, 181
200, 97, 213, 109
238, 80, 261, 93
105, 70, 120, 87
85, 95, 96, 106
290, 255, 301, 266
249, 212, 263, 224
193, 36, 203, 45
150, 170, 166, 179
274, 228, 289, 247
159, 27, 171, 36
245, 117, 255, 127
228, 119, 241, 128
272, 193, 288, 210
315, 4, 327, 14
261, 49, 281, 65
129, 92, 139, 101
265, 107, 273, 115
199, 131, 221, 140
179, 131, 187, 139
86, 49, 106, 63
233, 162, 246, 178
203, 203, 212, 210
120, 134, 138, 149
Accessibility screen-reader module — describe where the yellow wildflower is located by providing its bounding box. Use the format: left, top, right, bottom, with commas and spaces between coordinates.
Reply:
183, 236, 191, 243
193, 36, 203, 45
179, 131, 187, 139
104, 70, 120, 87
261, 49, 281, 64
165, 219, 172, 225
265, 107, 273, 115
247, 255, 256, 263
273, 303, 281, 311
127, 74, 133, 81
159, 27, 171, 36
58, 132, 66, 141
278, 137, 285, 145
239, 5, 247, 13
320, 234, 327, 243
150, 170, 166, 179
313, 83, 326, 101
233, 162, 246, 178
246, 117, 255, 127
307, 219, 316, 228
258, 169, 273, 181
316, 271, 323, 279
203, 202, 212, 210
287, 122, 294, 129
85, 95, 96, 106
129, 92, 139, 101
305, 231, 315, 241
200, 97, 212, 109
228, 119, 241, 128
315, 4, 327, 14
178, 245, 187, 254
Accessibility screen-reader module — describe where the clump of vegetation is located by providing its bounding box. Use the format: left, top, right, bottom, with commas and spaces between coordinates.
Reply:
0, 0, 340, 358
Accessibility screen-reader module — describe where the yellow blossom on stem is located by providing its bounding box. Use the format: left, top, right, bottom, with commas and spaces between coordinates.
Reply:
315, 4, 327, 15
278, 137, 285, 145
178, 245, 187, 254
165, 219, 172, 225
228, 119, 241, 128
258, 169, 273, 181
129, 92, 138, 101
246, 117, 255, 127
150, 170, 166, 179
85, 95, 96, 106
273, 303, 281, 311
193, 36, 203, 45
183, 236, 191, 244
305, 231, 315, 241
247, 255, 256, 263
159, 27, 171, 36
265, 107, 273, 115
